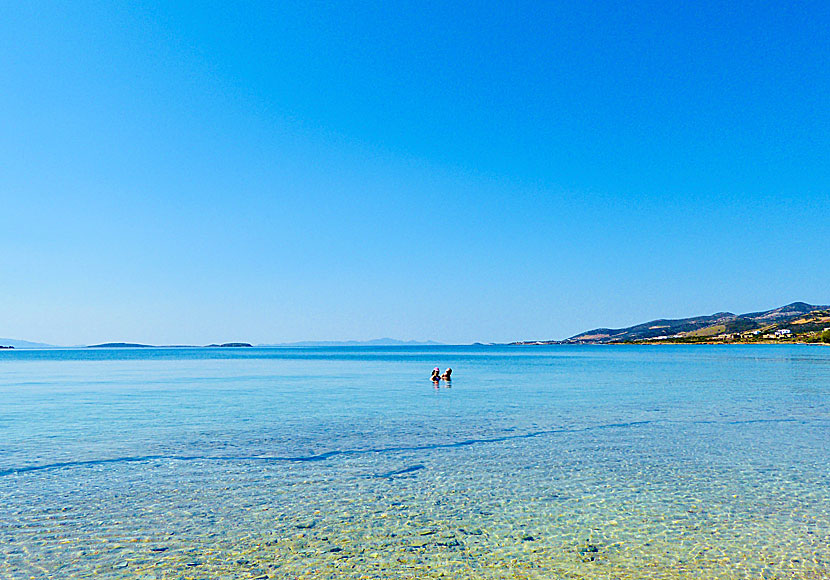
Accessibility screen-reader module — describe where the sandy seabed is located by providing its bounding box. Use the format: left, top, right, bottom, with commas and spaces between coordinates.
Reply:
3, 419, 829, 580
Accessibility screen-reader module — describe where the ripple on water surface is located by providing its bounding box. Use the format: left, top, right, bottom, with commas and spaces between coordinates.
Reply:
1, 345, 829, 579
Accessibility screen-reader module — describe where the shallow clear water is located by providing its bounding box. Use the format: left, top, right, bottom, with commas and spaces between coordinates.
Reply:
1, 345, 829, 579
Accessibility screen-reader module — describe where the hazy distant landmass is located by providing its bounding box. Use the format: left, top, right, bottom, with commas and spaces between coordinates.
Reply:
87, 342, 253, 348
87, 340, 426, 348
261, 338, 443, 347
513, 302, 830, 345
2, 338, 437, 349
0, 338, 56, 349
87, 342, 154, 348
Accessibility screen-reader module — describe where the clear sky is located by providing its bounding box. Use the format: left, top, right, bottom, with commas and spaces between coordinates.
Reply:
1, 1, 829, 345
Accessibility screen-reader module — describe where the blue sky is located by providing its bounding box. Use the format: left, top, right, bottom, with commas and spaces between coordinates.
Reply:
1, 1, 828, 345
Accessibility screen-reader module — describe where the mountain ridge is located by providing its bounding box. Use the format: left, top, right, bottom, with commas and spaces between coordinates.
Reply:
0, 338, 56, 349
258, 338, 443, 347
513, 302, 830, 344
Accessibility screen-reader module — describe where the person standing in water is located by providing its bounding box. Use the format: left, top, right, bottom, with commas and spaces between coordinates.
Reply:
441, 368, 452, 381
430, 367, 441, 382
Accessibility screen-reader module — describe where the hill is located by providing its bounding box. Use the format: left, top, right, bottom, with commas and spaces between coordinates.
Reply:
513, 302, 830, 344
87, 342, 154, 348
0, 338, 56, 349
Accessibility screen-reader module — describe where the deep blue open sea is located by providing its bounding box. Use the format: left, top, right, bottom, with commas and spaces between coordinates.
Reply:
1, 345, 829, 579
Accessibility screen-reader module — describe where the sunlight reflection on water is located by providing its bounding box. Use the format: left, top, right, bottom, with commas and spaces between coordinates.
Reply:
1, 345, 829, 578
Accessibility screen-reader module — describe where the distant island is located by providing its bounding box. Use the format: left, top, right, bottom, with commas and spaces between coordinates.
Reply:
0, 338, 56, 349
87, 342, 154, 348
260, 338, 442, 347
513, 302, 830, 345
87, 342, 252, 348
0, 338, 438, 349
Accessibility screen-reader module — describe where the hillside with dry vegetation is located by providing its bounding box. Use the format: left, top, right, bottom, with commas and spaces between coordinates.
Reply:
513, 302, 830, 345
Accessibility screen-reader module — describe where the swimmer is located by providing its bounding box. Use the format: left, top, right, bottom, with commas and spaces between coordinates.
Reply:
441, 368, 452, 381
430, 367, 441, 382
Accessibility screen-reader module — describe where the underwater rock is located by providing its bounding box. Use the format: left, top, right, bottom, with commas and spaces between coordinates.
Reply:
578, 542, 600, 562
436, 537, 461, 547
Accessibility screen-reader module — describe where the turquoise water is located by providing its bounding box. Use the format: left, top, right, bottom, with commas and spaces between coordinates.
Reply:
1, 345, 829, 579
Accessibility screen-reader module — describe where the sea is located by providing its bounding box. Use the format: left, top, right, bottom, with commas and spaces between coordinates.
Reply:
1, 345, 829, 579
